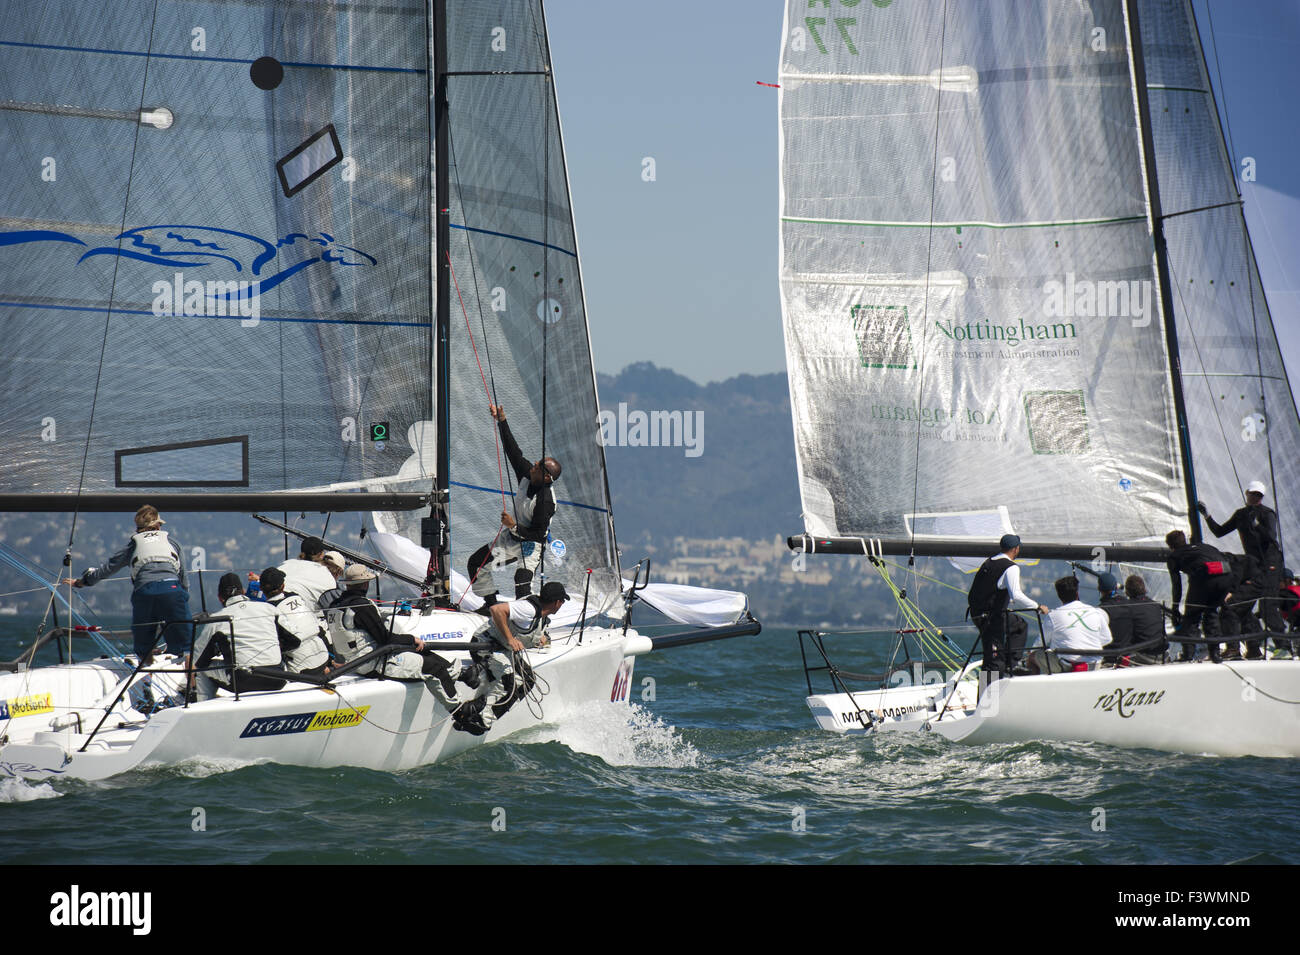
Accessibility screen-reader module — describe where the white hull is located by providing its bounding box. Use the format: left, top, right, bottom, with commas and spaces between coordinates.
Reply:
0, 611, 649, 782
808, 661, 1300, 758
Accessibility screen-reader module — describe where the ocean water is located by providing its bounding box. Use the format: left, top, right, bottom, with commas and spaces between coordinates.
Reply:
1, 620, 1297, 865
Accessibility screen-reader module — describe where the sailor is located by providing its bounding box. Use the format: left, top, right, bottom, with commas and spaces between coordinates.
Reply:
1218, 552, 1265, 661
967, 534, 1049, 679
325, 564, 459, 703
1044, 576, 1112, 672
1096, 572, 1125, 610
62, 504, 193, 664
466, 404, 561, 608
277, 536, 338, 609
453, 581, 566, 736
259, 567, 332, 675
1199, 481, 1285, 643
1278, 570, 1300, 659
1102, 575, 1167, 665
191, 572, 285, 700
1165, 530, 1232, 663
317, 550, 346, 612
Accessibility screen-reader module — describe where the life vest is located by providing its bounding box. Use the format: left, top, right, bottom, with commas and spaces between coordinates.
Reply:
968, 556, 1014, 618
129, 530, 181, 580
510, 475, 553, 542
327, 600, 379, 664
197, 594, 282, 677
489, 595, 547, 648
269, 591, 330, 672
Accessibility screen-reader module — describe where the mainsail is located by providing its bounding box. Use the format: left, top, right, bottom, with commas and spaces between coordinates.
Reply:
0, 1, 432, 504
1136, 0, 1300, 561
778, 0, 1299, 557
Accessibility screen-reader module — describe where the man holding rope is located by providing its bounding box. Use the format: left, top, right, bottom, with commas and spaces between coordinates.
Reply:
466, 404, 561, 610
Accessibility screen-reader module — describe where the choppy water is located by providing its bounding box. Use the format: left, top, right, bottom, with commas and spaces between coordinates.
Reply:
1, 621, 1296, 864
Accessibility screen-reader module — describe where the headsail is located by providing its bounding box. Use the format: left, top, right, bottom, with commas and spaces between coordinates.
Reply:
0, 2, 432, 507
374, 0, 621, 610
779, 0, 1193, 551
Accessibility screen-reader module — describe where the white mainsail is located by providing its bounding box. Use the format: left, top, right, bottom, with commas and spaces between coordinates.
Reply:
779, 0, 1298, 554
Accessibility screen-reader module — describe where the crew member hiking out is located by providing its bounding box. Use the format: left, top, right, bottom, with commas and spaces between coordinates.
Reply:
967, 534, 1049, 679
467, 404, 561, 609
1199, 480, 1286, 647
1166, 529, 1232, 663
62, 504, 193, 664
453, 581, 567, 736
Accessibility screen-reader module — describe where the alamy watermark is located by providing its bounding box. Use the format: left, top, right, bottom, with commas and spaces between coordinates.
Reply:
1042, 272, 1151, 327
152, 270, 260, 326
599, 402, 703, 458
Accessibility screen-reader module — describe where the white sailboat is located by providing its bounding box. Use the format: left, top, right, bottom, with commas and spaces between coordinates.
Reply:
0, 0, 757, 783
777, 0, 1300, 757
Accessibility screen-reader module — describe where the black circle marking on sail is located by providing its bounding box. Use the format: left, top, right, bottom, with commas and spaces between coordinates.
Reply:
250, 56, 284, 90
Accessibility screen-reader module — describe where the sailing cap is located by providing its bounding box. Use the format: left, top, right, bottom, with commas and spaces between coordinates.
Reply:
1097, 572, 1118, 594
301, 536, 327, 558
999, 534, 1021, 551
259, 567, 286, 592
343, 564, 377, 583
321, 551, 346, 571
1247, 480, 1267, 496
539, 582, 569, 603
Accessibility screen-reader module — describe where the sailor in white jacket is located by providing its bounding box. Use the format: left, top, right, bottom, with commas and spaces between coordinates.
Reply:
1045, 575, 1112, 671
277, 536, 337, 609
192, 573, 286, 699
259, 566, 332, 674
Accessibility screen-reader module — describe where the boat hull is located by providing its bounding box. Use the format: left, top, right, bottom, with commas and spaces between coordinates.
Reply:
0, 627, 641, 782
807, 661, 1300, 757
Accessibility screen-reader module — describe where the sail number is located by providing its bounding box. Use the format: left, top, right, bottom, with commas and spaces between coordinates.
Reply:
803, 0, 892, 55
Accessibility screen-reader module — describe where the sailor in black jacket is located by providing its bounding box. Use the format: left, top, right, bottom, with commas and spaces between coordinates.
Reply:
467, 404, 562, 608
1166, 530, 1232, 662
1199, 480, 1285, 639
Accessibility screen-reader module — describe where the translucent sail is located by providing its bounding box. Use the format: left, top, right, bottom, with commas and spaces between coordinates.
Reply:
0, 1, 431, 496
778, 0, 1187, 547
378, 0, 620, 609
1138, 0, 1300, 560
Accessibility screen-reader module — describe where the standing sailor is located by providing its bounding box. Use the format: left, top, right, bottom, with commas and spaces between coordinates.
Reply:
454, 581, 567, 736
967, 535, 1049, 679
467, 404, 561, 608
1165, 530, 1232, 663
1199, 481, 1285, 643
191, 572, 284, 700
62, 504, 192, 664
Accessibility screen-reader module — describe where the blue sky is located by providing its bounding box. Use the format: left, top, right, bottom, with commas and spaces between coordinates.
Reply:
545, 0, 1300, 384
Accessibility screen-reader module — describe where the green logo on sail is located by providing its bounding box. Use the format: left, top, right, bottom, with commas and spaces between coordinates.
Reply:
852, 305, 915, 370
1024, 390, 1090, 455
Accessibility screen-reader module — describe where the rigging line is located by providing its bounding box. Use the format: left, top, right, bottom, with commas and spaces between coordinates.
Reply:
907, 0, 949, 559
65, 0, 162, 559
447, 248, 507, 506
446, 122, 500, 405
536, 6, 553, 584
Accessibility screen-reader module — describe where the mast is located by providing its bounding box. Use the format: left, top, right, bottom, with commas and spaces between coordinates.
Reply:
425, 0, 452, 602
1124, 0, 1203, 541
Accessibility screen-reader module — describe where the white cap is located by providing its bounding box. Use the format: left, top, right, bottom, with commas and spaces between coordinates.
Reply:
1247, 480, 1267, 497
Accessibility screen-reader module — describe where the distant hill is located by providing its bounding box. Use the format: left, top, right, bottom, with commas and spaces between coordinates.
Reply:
597, 361, 802, 545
